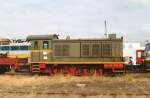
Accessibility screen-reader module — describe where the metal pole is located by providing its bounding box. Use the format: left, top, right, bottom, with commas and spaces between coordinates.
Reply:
104, 20, 107, 38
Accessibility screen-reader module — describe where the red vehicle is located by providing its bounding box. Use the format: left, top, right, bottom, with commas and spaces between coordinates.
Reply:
136, 50, 144, 65
0, 41, 30, 73
0, 56, 28, 73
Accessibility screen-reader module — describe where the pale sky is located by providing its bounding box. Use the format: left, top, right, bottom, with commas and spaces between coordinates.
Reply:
0, 0, 150, 41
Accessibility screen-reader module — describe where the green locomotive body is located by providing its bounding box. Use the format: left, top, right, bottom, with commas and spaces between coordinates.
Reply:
27, 34, 124, 75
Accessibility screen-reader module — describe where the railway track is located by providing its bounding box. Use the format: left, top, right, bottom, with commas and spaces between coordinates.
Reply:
3, 71, 150, 77
0, 91, 150, 98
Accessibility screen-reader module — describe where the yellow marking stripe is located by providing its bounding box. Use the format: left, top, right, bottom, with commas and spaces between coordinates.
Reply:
30, 61, 125, 64
31, 50, 53, 52
144, 58, 150, 61
144, 51, 150, 54
7, 54, 30, 58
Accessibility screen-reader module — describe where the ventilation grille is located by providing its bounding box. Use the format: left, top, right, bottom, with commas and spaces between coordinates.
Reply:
102, 44, 112, 57
54, 45, 70, 56
82, 44, 90, 56
92, 44, 100, 56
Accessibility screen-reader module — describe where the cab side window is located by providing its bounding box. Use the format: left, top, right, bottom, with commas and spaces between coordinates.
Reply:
34, 41, 38, 49
20, 46, 29, 50
1, 46, 9, 51
10, 46, 19, 51
43, 41, 49, 49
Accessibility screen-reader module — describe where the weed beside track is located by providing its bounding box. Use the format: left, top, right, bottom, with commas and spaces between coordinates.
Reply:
0, 74, 150, 98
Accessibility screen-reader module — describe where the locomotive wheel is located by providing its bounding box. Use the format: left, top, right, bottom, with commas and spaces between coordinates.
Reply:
61, 65, 77, 76
75, 67, 81, 76
81, 66, 90, 76
95, 68, 103, 76
52, 66, 60, 75
45, 67, 53, 76
89, 67, 103, 76
89, 68, 95, 76
61, 66, 69, 75
67, 66, 76, 75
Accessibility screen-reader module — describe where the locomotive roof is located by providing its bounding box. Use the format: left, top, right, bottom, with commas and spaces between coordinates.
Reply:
53, 38, 122, 41
26, 34, 59, 40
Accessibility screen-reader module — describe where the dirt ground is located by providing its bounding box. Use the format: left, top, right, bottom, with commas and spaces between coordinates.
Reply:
0, 73, 150, 98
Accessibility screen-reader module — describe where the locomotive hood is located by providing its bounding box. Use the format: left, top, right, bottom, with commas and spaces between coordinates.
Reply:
26, 34, 59, 41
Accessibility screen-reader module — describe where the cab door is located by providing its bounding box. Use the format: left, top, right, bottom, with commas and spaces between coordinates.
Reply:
40, 40, 52, 62
31, 40, 40, 62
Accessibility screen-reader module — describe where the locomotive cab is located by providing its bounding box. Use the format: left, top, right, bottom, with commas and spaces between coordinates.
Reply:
143, 43, 150, 70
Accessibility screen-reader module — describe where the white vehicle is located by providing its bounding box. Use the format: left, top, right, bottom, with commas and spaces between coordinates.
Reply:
0, 42, 31, 58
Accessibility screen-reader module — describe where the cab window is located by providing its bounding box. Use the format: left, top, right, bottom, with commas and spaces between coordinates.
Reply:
20, 46, 29, 50
28, 46, 31, 50
145, 44, 150, 50
1, 46, 9, 51
43, 41, 49, 49
10, 46, 19, 50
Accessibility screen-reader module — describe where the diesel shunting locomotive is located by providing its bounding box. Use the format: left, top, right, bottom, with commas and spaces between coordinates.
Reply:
27, 34, 124, 75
